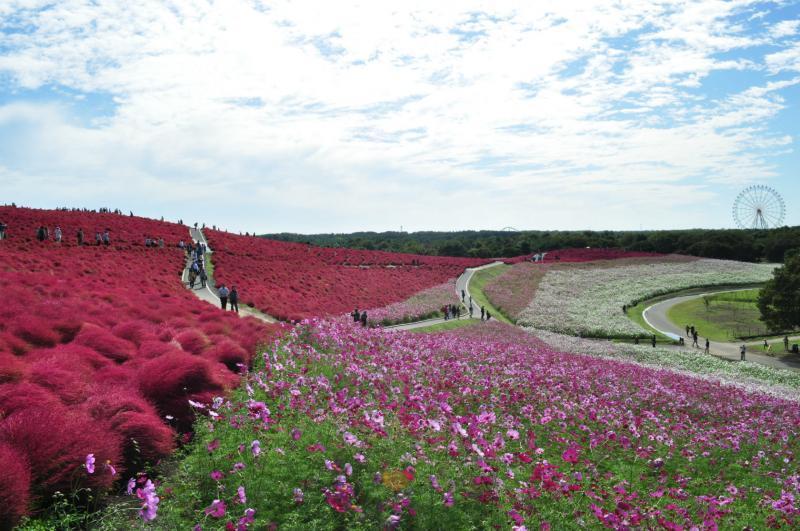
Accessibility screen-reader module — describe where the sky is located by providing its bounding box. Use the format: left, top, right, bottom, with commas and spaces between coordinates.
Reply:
0, 1, 798, 234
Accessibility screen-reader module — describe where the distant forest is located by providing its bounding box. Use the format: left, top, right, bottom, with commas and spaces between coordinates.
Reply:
261, 227, 800, 263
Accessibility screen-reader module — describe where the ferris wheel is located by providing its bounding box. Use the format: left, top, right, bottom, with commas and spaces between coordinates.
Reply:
732, 185, 785, 229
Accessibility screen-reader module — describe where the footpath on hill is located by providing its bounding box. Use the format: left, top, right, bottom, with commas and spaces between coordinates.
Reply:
388, 261, 505, 331
643, 289, 800, 370
183, 228, 277, 323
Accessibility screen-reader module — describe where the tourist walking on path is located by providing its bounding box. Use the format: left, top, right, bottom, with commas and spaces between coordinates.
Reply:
218, 284, 230, 310
229, 286, 239, 314
469, 303, 474, 318
461, 289, 465, 302
704, 338, 710, 354
481, 306, 485, 321
486, 310, 491, 321
199, 267, 207, 288
785, 336, 790, 352
740, 344, 746, 361
692, 331, 699, 348
651, 335, 656, 348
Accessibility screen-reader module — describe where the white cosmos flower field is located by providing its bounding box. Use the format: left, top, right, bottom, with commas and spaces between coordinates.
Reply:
517, 259, 776, 338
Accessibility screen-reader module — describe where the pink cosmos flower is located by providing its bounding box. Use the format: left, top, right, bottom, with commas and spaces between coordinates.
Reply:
251, 439, 261, 457
204, 499, 226, 518
443, 491, 454, 507
354, 453, 366, 463
127, 477, 136, 495
105, 461, 116, 476
239, 508, 256, 527
237, 486, 247, 504
562, 445, 580, 464
293, 487, 304, 503
344, 463, 353, 476
291, 427, 302, 440
85, 453, 95, 474
210, 470, 224, 481
207, 439, 220, 453
507, 429, 520, 440
137, 480, 159, 522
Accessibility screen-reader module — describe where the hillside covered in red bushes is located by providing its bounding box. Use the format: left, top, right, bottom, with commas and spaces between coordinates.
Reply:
0, 206, 278, 527
206, 230, 492, 320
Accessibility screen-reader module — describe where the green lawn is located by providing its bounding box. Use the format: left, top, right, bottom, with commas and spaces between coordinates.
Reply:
666, 289, 769, 342
468, 265, 513, 324
409, 319, 478, 333
624, 301, 676, 344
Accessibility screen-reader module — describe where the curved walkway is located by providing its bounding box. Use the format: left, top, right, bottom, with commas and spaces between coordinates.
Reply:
643, 288, 800, 370
388, 261, 505, 331
182, 228, 277, 324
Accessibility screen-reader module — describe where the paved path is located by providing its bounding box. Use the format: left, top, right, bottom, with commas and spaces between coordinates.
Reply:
183, 228, 277, 324
388, 261, 505, 331
643, 288, 800, 370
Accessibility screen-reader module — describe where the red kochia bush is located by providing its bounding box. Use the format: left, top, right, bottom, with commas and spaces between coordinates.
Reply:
0, 406, 123, 499
175, 328, 210, 355
28, 359, 90, 405
12, 316, 60, 348
0, 383, 63, 417
73, 324, 137, 362
0, 352, 27, 383
84, 388, 175, 463
137, 352, 226, 430
0, 442, 31, 529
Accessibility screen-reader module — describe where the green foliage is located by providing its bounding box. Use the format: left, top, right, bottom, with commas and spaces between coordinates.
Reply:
759, 252, 800, 331
261, 226, 800, 263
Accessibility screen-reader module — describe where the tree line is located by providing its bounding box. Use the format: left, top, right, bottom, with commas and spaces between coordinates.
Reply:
261, 226, 800, 263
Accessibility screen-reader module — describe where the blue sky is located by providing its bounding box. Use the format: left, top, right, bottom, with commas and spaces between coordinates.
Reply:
0, 1, 799, 233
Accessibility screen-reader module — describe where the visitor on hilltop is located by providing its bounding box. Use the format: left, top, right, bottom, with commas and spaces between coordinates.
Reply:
76, 228, 84, 245
0, 220, 7, 240
360, 311, 368, 327
54, 226, 62, 243
95, 231, 102, 245
229, 286, 239, 314
102, 229, 110, 246
218, 284, 230, 310
36, 225, 47, 241
158, 238, 164, 248
179, 240, 185, 249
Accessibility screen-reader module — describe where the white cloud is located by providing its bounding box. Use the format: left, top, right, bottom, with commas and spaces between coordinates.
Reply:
770, 19, 800, 38
0, 0, 797, 231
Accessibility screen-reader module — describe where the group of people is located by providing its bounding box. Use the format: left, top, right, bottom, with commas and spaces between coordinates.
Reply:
217, 284, 239, 313
443, 304, 461, 320
351, 308, 368, 327
684, 324, 710, 354
145, 237, 165, 248
31, 225, 112, 246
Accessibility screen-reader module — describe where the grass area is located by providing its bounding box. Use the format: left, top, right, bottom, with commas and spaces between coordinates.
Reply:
667, 289, 769, 342
204, 252, 214, 280
624, 301, 675, 344
467, 265, 513, 324
408, 319, 478, 333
